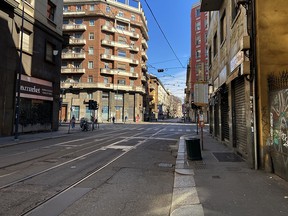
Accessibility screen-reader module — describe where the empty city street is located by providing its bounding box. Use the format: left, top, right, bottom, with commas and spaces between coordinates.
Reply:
0, 122, 196, 216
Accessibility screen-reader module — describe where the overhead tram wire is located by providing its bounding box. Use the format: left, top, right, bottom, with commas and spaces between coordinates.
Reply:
143, 0, 185, 69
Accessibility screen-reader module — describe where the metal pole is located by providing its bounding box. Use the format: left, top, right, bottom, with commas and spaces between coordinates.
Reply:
14, 0, 25, 140
68, 97, 73, 134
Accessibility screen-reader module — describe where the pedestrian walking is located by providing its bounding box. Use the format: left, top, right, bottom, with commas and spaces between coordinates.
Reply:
112, 116, 115, 124
91, 115, 95, 131
71, 115, 76, 129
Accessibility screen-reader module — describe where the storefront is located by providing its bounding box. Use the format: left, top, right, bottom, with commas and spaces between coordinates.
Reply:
18, 75, 53, 133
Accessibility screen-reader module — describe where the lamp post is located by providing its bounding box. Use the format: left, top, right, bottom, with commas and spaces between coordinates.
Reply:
14, 0, 25, 140
67, 85, 74, 134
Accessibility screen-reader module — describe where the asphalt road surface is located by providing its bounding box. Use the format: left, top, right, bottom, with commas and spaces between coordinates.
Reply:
0, 122, 197, 216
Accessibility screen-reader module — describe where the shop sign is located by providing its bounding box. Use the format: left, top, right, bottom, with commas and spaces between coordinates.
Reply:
230, 51, 244, 73
19, 75, 53, 101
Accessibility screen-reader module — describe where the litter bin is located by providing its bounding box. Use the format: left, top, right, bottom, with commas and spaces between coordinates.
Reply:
185, 137, 202, 160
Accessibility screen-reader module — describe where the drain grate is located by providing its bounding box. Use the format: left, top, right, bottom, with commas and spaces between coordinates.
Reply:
213, 152, 244, 162
189, 160, 206, 170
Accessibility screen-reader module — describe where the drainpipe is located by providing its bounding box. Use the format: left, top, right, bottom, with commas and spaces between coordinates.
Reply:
251, 0, 258, 170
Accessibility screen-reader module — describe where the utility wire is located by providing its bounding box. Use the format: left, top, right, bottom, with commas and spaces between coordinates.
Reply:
143, 0, 185, 69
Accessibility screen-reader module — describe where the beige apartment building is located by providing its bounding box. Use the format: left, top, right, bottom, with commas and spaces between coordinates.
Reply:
60, 0, 149, 123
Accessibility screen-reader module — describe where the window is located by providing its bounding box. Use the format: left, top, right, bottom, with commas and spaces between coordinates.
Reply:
47, 0, 56, 21
63, 19, 69, 24
118, 50, 126, 57
220, 11, 226, 43
104, 77, 109, 84
89, 20, 95, 26
76, 5, 82, 11
20, 30, 31, 52
106, 6, 110, 13
118, 11, 124, 17
116, 24, 126, 30
118, 63, 126, 71
75, 19, 83, 24
88, 61, 94, 69
118, 36, 126, 44
196, 21, 201, 31
231, 0, 239, 21
196, 35, 201, 45
45, 42, 55, 62
87, 93, 93, 99
105, 48, 110, 54
131, 27, 135, 32
88, 47, 94, 55
63, 6, 68, 12
118, 79, 126, 85
74, 33, 82, 39
130, 67, 135, 73
88, 75, 93, 82
130, 80, 134, 86
104, 63, 109, 69
213, 32, 218, 57
195, 8, 200, 17
196, 50, 201, 59
208, 47, 212, 67
89, 5, 94, 11
89, 33, 94, 40
131, 14, 136, 21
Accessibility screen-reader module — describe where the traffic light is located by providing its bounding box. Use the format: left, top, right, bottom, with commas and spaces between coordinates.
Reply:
88, 100, 93, 110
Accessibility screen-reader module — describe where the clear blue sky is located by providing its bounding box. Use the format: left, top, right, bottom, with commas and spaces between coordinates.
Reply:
140, 0, 199, 101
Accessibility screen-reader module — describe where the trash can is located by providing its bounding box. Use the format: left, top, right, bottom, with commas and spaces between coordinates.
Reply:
185, 137, 202, 160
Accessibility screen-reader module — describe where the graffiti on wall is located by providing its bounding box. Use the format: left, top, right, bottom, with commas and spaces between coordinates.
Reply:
270, 89, 288, 148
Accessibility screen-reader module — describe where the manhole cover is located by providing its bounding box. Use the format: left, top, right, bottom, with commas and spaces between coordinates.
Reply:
213, 152, 244, 162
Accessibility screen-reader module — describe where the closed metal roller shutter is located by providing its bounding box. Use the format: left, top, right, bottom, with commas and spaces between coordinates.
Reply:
214, 96, 220, 137
233, 77, 247, 156
221, 85, 229, 141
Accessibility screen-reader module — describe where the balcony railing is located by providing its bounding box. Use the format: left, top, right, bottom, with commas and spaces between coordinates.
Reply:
63, 11, 85, 16
141, 51, 148, 60
100, 54, 139, 65
61, 68, 85, 74
62, 52, 86, 59
69, 38, 86, 45
63, 24, 87, 31
61, 82, 145, 93
101, 24, 139, 39
142, 39, 148, 49
100, 68, 138, 78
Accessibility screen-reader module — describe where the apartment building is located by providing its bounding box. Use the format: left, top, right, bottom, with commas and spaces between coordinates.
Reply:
187, 2, 208, 122
147, 74, 171, 121
60, 0, 149, 123
0, 0, 63, 136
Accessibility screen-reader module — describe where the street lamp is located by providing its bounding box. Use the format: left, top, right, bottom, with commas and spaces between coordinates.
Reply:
14, 0, 25, 140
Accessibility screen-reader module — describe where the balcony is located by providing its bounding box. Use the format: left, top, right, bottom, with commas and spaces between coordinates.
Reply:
142, 39, 148, 49
4, 0, 20, 8
101, 24, 139, 39
63, 24, 87, 31
100, 54, 139, 65
62, 52, 86, 59
100, 68, 138, 78
61, 68, 85, 74
63, 11, 85, 16
69, 38, 86, 45
141, 51, 148, 61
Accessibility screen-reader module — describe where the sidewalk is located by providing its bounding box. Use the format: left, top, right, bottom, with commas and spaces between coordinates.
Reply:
171, 132, 288, 216
0, 124, 79, 148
